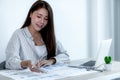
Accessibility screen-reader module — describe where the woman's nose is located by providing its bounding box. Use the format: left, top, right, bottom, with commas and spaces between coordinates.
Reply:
40, 18, 44, 23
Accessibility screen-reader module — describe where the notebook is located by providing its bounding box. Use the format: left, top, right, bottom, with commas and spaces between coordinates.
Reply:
69, 39, 112, 68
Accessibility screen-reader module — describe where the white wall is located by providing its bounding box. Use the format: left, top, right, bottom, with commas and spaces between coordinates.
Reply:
0, 0, 88, 63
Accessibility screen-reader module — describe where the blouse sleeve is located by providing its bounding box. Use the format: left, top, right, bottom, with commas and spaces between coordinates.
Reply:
54, 41, 70, 64
5, 30, 22, 70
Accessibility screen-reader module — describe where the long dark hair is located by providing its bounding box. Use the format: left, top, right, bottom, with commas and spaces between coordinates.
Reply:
21, 0, 56, 59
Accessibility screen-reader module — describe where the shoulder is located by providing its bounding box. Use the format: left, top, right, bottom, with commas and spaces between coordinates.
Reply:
12, 28, 22, 35
10, 28, 23, 39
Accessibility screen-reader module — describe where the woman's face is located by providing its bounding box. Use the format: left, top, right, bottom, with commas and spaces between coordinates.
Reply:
30, 8, 48, 31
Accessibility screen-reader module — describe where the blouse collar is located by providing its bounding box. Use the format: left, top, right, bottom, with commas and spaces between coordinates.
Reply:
23, 27, 34, 40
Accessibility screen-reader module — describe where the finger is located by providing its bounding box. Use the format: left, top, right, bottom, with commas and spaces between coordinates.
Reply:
39, 60, 47, 67
31, 67, 46, 73
28, 64, 33, 70
42, 64, 49, 67
31, 68, 41, 73
39, 63, 46, 67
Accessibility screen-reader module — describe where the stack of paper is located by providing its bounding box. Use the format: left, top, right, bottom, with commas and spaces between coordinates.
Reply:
0, 63, 96, 80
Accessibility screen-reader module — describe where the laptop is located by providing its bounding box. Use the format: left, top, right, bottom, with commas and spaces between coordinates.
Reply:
69, 39, 112, 69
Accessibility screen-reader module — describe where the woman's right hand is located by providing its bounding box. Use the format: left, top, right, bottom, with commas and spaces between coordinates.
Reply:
27, 60, 41, 73
21, 60, 42, 73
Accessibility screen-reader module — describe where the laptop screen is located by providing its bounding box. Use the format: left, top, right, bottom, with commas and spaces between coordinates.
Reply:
95, 39, 112, 67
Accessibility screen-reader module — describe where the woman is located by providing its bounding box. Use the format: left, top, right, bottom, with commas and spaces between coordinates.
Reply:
5, 0, 69, 72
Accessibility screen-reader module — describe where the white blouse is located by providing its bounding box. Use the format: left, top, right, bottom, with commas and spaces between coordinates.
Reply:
5, 27, 69, 70
35, 45, 47, 60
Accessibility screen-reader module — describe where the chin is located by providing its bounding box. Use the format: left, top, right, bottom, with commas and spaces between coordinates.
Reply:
36, 28, 42, 31
34, 26, 43, 31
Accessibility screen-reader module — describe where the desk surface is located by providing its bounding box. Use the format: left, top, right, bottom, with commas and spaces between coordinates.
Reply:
57, 61, 120, 80
0, 60, 120, 80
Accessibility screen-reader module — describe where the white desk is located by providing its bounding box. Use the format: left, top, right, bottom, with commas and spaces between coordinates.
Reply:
0, 60, 120, 80
57, 60, 120, 80
0, 75, 13, 80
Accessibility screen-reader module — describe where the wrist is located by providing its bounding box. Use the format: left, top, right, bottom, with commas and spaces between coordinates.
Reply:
49, 58, 56, 64
21, 60, 31, 69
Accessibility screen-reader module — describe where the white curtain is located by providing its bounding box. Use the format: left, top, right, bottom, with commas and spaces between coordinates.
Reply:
86, 0, 116, 60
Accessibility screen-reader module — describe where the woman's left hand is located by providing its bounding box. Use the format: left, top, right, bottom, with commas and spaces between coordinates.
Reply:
36, 59, 56, 67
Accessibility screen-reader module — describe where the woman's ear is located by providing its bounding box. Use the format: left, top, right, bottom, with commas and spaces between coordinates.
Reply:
30, 12, 33, 18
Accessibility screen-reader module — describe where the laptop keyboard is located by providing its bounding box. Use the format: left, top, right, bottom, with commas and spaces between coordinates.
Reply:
80, 60, 96, 67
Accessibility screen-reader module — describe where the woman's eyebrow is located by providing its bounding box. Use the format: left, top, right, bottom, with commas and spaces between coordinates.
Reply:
37, 13, 48, 17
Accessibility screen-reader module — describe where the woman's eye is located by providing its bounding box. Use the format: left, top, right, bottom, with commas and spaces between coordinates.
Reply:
45, 18, 48, 20
37, 16, 41, 18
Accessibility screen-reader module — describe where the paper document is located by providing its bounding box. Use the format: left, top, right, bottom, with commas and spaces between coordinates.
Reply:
0, 63, 96, 80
